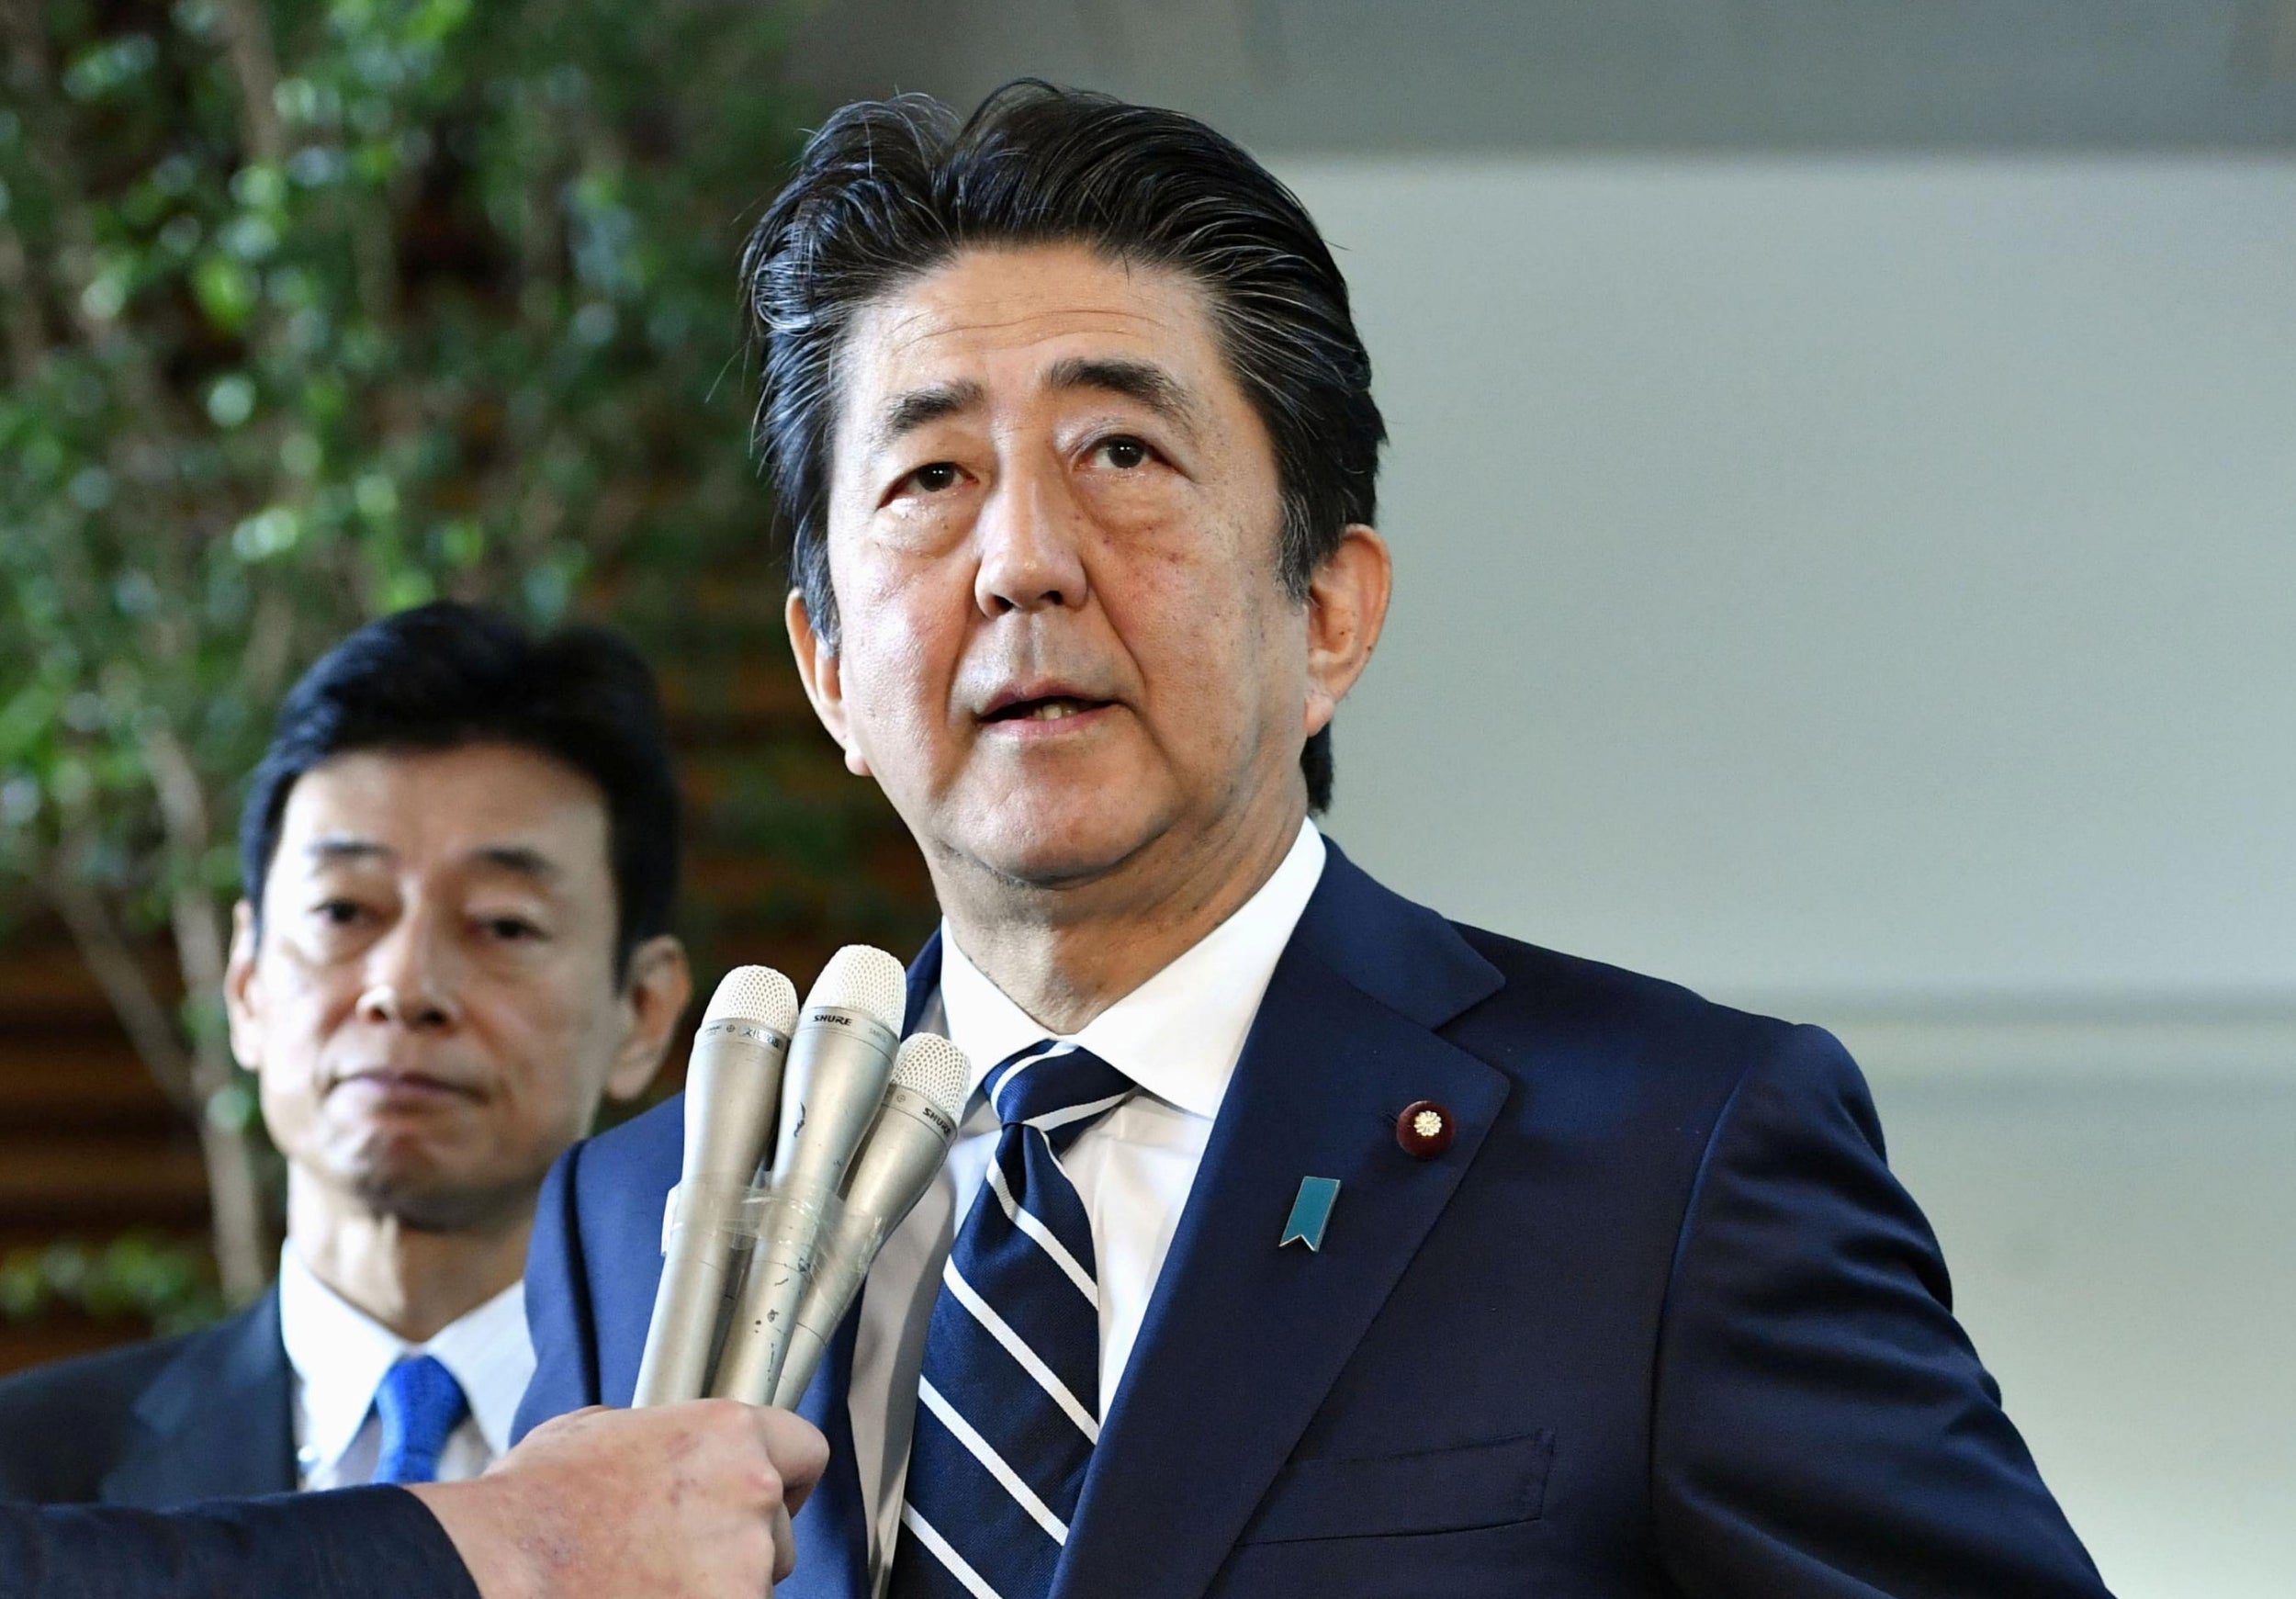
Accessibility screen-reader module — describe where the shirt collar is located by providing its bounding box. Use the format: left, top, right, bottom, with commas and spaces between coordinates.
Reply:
276, 1244, 535, 1471
938, 818, 1327, 1121
424, 1275, 535, 1458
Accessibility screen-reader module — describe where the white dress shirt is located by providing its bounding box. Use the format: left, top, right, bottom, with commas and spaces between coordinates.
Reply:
276, 1244, 535, 1489
851, 818, 1327, 1589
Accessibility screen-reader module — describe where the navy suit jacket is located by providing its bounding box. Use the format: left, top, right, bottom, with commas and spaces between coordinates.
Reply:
515, 840, 2110, 1598
0, 1488, 474, 1599
0, 1291, 298, 1508
0, 1291, 479, 1597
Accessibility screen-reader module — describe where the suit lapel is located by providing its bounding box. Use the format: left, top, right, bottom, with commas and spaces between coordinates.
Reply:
1051, 845, 1509, 1599
902, 929, 943, 1035
103, 1289, 298, 1508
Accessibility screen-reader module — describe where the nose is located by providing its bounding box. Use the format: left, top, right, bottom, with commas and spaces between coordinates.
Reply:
974, 453, 1089, 618
355, 906, 460, 1031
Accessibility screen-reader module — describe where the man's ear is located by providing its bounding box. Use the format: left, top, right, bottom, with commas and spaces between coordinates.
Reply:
223, 898, 265, 1074
1302, 523, 1393, 738
604, 934, 692, 1101
786, 589, 870, 778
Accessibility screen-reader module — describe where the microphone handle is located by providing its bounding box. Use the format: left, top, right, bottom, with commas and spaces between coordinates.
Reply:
632, 1016, 787, 1407
708, 1198, 819, 1403
767, 1085, 959, 1407
633, 1191, 743, 1407
709, 1006, 898, 1403
766, 1253, 869, 1410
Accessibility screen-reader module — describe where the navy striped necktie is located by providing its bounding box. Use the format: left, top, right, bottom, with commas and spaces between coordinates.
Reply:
889, 1040, 1132, 1599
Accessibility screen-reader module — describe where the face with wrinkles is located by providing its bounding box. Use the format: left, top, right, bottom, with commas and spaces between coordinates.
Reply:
788, 242, 1381, 906
225, 744, 687, 1231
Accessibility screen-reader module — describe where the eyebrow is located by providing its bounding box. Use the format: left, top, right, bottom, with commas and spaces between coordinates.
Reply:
472, 845, 561, 884
1044, 355, 1200, 439
306, 838, 391, 866
864, 356, 1203, 458
868, 379, 985, 455
302, 837, 561, 884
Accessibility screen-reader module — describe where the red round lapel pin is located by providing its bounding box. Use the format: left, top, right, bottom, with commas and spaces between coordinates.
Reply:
1395, 1099, 1455, 1159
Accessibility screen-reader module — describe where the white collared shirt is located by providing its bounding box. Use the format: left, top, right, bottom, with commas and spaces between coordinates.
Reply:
851, 818, 1327, 1589
276, 1244, 535, 1489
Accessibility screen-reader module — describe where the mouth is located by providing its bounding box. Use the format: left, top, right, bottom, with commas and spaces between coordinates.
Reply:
978, 686, 1118, 727
335, 1067, 481, 1104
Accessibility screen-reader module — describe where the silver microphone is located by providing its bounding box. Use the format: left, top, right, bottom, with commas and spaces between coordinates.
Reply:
632, 965, 797, 1407
769, 1031, 970, 1408
710, 945, 907, 1403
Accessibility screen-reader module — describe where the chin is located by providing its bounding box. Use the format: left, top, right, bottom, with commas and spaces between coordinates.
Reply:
340, 1140, 529, 1233
351, 1168, 528, 1233
963, 802, 1164, 889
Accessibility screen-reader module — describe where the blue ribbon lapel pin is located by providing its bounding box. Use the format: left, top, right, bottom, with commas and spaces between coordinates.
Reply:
1280, 1176, 1342, 1251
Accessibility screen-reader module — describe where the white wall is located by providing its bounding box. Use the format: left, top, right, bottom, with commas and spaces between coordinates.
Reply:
1277, 156, 2296, 1596
1874, 1076, 2296, 1599
1288, 158, 2296, 1003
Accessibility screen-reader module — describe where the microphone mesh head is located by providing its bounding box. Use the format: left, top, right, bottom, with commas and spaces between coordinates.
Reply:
805, 945, 907, 1031
702, 965, 798, 1033
891, 1032, 970, 1122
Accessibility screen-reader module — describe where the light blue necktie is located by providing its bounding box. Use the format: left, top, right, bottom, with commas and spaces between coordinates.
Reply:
889, 1041, 1132, 1599
371, 1354, 470, 1485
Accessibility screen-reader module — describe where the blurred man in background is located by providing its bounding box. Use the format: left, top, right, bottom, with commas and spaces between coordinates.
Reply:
0, 601, 692, 1504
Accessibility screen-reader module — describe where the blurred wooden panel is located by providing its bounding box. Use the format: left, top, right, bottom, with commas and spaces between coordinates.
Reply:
0, 913, 208, 1375
0, 1308, 173, 1372
0, 1138, 211, 1220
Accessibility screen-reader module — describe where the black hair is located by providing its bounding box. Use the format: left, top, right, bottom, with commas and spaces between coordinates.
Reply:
741, 81, 1386, 813
238, 602, 680, 982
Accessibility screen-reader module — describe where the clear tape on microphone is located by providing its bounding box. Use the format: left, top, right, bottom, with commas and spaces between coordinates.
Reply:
659, 1178, 885, 1402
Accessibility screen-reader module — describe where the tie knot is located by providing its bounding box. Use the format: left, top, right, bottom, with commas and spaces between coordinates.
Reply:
372, 1354, 470, 1485
984, 1042, 1131, 1144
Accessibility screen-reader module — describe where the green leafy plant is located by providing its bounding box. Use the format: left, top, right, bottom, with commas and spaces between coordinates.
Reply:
0, 0, 819, 1304
0, 1233, 225, 1338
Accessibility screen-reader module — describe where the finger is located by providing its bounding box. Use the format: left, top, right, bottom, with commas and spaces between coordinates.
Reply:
757, 1409, 830, 1515
771, 1502, 797, 1584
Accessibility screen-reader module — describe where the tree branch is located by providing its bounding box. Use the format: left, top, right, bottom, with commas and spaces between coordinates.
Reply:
0, 208, 49, 382
144, 726, 230, 1044
0, 0, 175, 424
43, 847, 197, 1112
50, 734, 276, 1306
212, 0, 287, 165
146, 723, 276, 1305
242, 587, 298, 705
0, 0, 45, 74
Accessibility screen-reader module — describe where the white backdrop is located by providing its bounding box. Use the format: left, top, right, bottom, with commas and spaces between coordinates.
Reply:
1289, 158, 2296, 1004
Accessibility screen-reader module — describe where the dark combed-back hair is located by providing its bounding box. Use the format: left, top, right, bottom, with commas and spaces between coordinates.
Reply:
742, 81, 1386, 812
238, 602, 681, 982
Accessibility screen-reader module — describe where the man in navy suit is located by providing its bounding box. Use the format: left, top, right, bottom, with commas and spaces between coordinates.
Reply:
0, 603, 691, 1509
517, 84, 2113, 1597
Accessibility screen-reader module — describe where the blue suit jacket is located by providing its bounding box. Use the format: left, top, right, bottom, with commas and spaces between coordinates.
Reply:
516, 841, 2110, 1598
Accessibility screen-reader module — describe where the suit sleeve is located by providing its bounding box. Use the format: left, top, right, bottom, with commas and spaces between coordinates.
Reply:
1, 1485, 479, 1599
512, 1138, 602, 1445
1649, 1023, 2112, 1598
